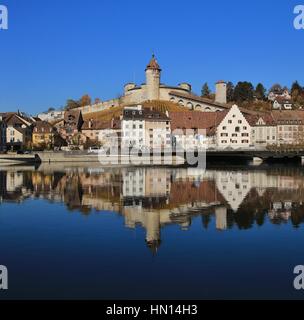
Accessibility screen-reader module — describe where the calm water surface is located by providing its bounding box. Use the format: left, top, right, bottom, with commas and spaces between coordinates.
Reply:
1, 163, 304, 299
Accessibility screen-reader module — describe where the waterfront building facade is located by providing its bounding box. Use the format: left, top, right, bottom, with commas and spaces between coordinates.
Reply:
246, 114, 277, 148
216, 105, 251, 149
272, 110, 304, 145
32, 121, 54, 148
3, 113, 34, 150
121, 105, 171, 149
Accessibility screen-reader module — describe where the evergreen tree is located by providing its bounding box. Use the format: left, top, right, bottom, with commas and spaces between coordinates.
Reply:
255, 83, 266, 100
201, 83, 211, 98
233, 81, 255, 103
226, 82, 235, 102
291, 81, 303, 95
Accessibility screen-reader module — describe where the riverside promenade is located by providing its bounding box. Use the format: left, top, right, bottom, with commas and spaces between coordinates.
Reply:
1, 149, 304, 165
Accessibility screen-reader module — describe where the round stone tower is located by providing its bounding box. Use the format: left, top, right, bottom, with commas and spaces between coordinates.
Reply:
215, 80, 227, 104
145, 54, 161, 101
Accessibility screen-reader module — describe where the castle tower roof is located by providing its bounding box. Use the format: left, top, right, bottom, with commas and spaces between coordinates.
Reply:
146, 54, 161, 71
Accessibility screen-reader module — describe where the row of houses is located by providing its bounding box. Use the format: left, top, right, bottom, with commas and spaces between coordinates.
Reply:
0, 112, 56, 151
2, 104, 304, 152
120, 104, 304, 150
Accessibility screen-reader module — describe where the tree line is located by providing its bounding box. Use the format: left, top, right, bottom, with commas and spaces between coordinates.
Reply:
201, 81, 304, 110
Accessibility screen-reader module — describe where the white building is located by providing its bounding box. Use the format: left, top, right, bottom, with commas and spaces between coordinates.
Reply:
216, 105, 251, 149
246, 114, 277, 148
38, 110, 64, 123
273, 97, 293, 110
121, 105, 171, 150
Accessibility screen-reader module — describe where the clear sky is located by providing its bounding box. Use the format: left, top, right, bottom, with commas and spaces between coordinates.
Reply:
0, 0, 303, 115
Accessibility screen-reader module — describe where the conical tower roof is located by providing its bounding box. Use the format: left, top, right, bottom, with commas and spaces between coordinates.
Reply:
146, 54, 161, 71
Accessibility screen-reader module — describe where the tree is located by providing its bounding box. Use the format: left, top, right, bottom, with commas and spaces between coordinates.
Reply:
226, 82, 235, 102
80, 94, 92, 107
53, 132, 68, 148
291, 81, 304, 108
269, 83, 282, 94
255, 83, 266, 100
201, 83, 211, 98
291, 81, 303, 96
65, 99, 80, 111
233, 81, 255, 103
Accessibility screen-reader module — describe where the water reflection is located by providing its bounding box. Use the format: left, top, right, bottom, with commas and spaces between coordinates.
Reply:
1, 164, 304, 253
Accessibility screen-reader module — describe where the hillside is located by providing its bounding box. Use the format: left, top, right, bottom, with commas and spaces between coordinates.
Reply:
82, 100, 187, 121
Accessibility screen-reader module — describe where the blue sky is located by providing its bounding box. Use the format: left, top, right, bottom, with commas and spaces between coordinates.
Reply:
0, 0, 303, 115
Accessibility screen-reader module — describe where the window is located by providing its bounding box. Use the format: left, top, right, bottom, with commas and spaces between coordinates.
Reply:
235, 127, 240, 132
243, 126, 247, 130
242, 140, 249, 143
139, 125, 143, 129
222, 126, 227, 130
238, 120, 242, 124
228, 120, 232, 124
242, 133, 249, 137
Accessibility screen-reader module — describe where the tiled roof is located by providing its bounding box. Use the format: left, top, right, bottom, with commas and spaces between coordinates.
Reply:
33, 121, 54, 133
169, 111, 228, 135
274, 96, 293, 104
82, 118, 121, 130
245, 114, 277, 126
271, 110, 304, 122
64, 109, 82, 122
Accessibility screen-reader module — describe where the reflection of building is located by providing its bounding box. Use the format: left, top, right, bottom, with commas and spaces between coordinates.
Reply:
215, 207, 227, 231
215, 171, 251, 212
2, 166, 304, 252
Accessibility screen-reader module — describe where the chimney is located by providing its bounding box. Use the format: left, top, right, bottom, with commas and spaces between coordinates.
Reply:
215, 81, 227, 104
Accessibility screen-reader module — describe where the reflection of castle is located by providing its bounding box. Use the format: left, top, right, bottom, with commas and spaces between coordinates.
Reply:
2, 166, 304, 251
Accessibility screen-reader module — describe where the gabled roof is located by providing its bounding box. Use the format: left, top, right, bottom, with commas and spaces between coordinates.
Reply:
245, 113, 277, 126
4, 113, 33, 127
64, 109, 82, 122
